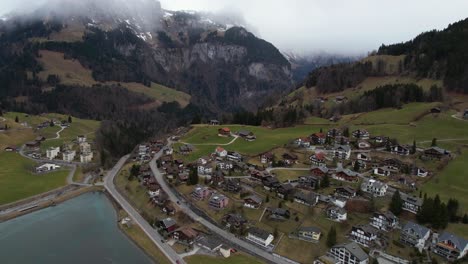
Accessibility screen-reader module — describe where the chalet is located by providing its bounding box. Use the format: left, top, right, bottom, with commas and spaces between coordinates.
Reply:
400, 221, 431, 251
373, 166, 392, 177
391, 145, 410, 156
25, 141, 40, 149
179, 144, 194, 154
260, 152, 274, 164
35, 136, 46, 142
4, 146, 16, 152
413, 167, 428, 177
77, 135, 86, 143
332, 144, 351, 160
172, 227, 199, 245
244, 195, 263, 209
430, 107, 441, 113
295, 137, 311, 148
357, 140, 371, 149
62, 150, 76, 162
310, 152, 326, 166
197, 236, 223, 252
217, 161, 234, 170
432, 232, 468, 260
36, 163, 61, 173
209, 193, 229, 210
226, 151, 242, 162
218, 127, 231, 137
327, 128, 342, 138
401, 193, 422, 214
383, 158, 404, 169
334, 135, 350, 145
224, 179, 241, 193
334, 168, 359, 182
298, 175, 321, 189
191, 185, 211, 200
310, 166, 329, 178
210, 119, 220, 125
294, 191, 319, 207
334, 186, 357, 199
311, 132, 326, 145
328, 242, 369, 264
372, 136, 389, 145
334, 95, 348, 103
352, 160, 367, 171
222, 213, 247, 229
277, 183, 294, 199
262, 176, 280, 190
352, 129, 370, 140
349, 225, 379, 248
361, 178, 388, 197
282, 153, 298, 164
370, 211, 398, 232
327, 206, 347, 222
246, 227, 274, 247
159, 218, 177, 233
238, 130, 256, 141
296, 226, 321, 243
267, 207, 290, 221
356, 153, 371, 161
46, 147, 60, 160
423, 147, 451, 160
215, 146, 227, 158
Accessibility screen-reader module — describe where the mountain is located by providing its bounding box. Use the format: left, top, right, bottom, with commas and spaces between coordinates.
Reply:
0, 0, 291, 113
283, 51, 359, 82
303, 18, 468, 94
0, 0, 292, 162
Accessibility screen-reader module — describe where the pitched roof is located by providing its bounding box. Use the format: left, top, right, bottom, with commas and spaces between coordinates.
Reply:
298, 226, 321, 233
333, 144, 351, 152
438, 232, 468, 250
248, 227, 272, 240
216, 146, 225, 152
332, 241, 368, 261
402, 221, 430, 238
245, 194, 263, 204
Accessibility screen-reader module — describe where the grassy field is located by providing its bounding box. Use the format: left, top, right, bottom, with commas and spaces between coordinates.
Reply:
0, 152, 69, 205
185, 253, 264, 264
36, 50, 191, 106
420, 150, 468, 211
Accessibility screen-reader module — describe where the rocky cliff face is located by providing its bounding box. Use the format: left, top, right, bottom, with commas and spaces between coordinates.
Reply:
0, 1, 292, 112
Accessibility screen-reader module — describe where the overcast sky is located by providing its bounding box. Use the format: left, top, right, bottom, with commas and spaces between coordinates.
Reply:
2, 0, 468, 55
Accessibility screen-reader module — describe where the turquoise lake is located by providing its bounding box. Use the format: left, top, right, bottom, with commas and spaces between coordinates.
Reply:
0, 192, 153, 264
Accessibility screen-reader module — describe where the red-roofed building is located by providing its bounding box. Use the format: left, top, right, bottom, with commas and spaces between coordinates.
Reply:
311, 132, 326, 145
218, 127, 231, 137
215, 146, 227, 157
310, 152, 326, 166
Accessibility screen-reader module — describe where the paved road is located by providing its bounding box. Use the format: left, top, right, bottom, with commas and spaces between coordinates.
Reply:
266, 167, 310, 173
150, 139, 290, 264
104, 155, 184, 264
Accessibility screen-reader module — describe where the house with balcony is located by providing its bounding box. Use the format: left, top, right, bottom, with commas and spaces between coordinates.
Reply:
370, 211, 398, 232
46, 146, 60, 160
400, 221, 430, 252
361, 178, 388, 197
246, 227, 274, 248
349, 224, 379, 248
332, 144, 351, 160
326, 206, 347, 222
432, 232, 468, 261
296, 226, 321, 243
209, 193, 229, 210
401, 193, 422, 214
191, 185, 211, 200
328, 242, 369, 264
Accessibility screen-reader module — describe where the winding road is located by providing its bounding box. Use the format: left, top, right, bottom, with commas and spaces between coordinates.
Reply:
150, 139, 290, 264
104, 155, 185, 264
46, 125, 66, 141
179, 135, 239, 146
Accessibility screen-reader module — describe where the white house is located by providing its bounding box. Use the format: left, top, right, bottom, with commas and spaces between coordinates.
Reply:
361, 178, 388, 197
77, 135, 87, 143
246, 227, 274, 247
357, 153, 371, 161
370, 211, 398, 232
80, 152, 93, 163
46, 147, 60, 160
163, 147, 173, 155
400, 221, 431, 252
327, 206, 347, 222
329, 242, 369, 264
139, 144, 148, 156
63, 150, 76, 162
36, 163, 61, 173
79, 142, 91, 153
414, 167, 428, 177
332, 144, 351, 160
215, 146, 227, 158
198, 164, 213, 175
350, 225, 378, 248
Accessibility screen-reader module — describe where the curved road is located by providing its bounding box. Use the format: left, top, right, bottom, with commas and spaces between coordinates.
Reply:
150, 139, 290, 264
179, 135, 239, 146
104, 155, 185, 264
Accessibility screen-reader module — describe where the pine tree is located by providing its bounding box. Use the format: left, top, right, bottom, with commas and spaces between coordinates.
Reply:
15, 116, 19, 123
321, 174, 330, 188
266, 194, 270, 203
447, 198, 459, 222
462, 214, 468, 224
390, 190, 403, 216
411, 140, 417, 154
372, 259, 379, 264
326, 226, 337, 248
353, 161, 360, 172
431, 138, 437, 147
188, 167, 199, 185
68, 115, 72, 123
